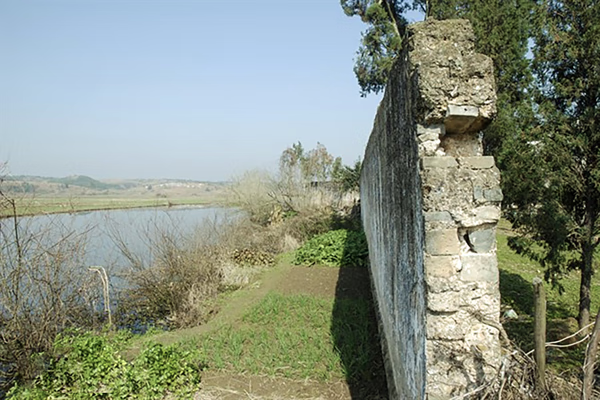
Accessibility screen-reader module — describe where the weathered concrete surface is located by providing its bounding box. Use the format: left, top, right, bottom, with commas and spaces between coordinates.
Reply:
361, 19, 501, 399
360, 42, 427, 399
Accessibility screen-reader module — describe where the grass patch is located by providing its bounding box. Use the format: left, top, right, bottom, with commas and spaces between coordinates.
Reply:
497, 231, 600, 321
497, 228, 600, 373
195, 292, 381, 384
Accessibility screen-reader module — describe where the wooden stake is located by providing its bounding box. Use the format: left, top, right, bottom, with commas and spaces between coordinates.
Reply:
89, 266, 112, 329
533, 277, 546, 390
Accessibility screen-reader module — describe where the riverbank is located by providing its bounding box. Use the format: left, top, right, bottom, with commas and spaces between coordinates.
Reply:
0, 175, 229, 218
0, 196, 223, 218
4, 212, 595, 398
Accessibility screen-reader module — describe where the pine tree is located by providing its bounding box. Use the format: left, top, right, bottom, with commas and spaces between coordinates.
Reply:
504, 0, 600, 330
428, 1, 535, 156
341, 1, 535, 156
340, 1, 413, 96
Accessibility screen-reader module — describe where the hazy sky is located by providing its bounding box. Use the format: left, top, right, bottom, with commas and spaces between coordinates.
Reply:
1, 1, 423, 181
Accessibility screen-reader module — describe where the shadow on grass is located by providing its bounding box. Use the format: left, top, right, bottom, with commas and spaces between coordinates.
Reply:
499, 268, 586, 371
499, 269, 535, 316
499, 269, 573, 324
330, 225, 388, 400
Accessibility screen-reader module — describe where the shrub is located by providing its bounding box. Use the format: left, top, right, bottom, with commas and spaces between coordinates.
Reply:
114, 221, 224, 330
227, 169, 278, 225
0, 212, 100, 392
293, 229, 368, 267
114, 214, 285, 330
280, 207, 335, 242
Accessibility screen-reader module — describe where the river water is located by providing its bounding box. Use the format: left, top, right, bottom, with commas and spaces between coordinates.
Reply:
1, 206, 235, 280
0, 206, 237, 393
0, 206, 239, 399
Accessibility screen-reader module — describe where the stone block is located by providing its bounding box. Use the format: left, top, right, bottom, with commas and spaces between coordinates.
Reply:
484, 187, 503, 202
460, 254, 498, 283
424, 211, 453, 223
445, 105, 479, 134
426, 229, 460, 255
467, 227, 496, 253
447, 104, 479, 118
417, 124, 445, 142
425, 255, 460, 278
427, 291, 461, 312
426, 275, 475, 294
459, 156, 495, 169
418, 124, 446, 136
467, 291, 501, 314
418, 132, 441, 142
473, 186, 484, 202
475, 206, 500, 222
458, 206, 500, 227
422, 157, 458, 169
427, 281, 497, 312
420, 140, 441, 156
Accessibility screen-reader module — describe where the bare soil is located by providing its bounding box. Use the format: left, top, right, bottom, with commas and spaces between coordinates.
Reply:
195, 372, 352, 400
275, 265, 371, 300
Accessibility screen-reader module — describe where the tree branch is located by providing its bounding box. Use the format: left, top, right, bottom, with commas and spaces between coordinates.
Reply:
377, 0, 402, 39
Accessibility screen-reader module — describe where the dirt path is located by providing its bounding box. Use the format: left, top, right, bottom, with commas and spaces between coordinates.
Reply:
134, 262, 307, 350
138, 262, 370, 350
194, 372, 352, 400
140, 262, 382, 399
191, 263, 376, 400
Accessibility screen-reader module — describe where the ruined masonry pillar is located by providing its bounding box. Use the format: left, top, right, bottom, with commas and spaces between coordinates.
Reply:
360, 19, 502, 399
413, 20, 502, 399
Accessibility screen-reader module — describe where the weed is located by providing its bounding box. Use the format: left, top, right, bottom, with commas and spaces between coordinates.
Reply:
7, 331, 202, 399
293, 229, 368, 267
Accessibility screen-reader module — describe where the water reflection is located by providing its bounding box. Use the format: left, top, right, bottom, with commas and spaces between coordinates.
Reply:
1, 206, 235, 291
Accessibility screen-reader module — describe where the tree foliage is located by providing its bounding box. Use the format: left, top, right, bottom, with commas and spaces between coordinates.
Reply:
341, 1, 413, 96
502, 0, 600, 329
342, 0, 536, 155
332, 158, 362, 192
427, 0, 536, 156
343, 0, 600, 333
279, 142, 339, 184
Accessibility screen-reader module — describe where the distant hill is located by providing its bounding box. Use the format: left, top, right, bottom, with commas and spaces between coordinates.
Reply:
49, 175, 117, 190
4, 175, 119, 192
4, 175, 228, 192
2, 175, 229, 200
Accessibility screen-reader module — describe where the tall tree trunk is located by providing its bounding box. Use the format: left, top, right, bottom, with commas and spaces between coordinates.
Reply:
579, 196, 598, 331
582, 308, 600, 400
579, 252, 593, 330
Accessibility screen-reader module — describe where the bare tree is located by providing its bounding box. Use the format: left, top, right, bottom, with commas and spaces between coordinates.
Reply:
0, 167, 99, 391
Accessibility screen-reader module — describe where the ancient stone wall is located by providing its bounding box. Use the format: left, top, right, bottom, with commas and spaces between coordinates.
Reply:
360, 19, 502, 399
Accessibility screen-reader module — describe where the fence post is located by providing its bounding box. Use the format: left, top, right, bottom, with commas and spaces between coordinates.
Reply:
582, 309, 600, 400
533, 277, 546, 389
